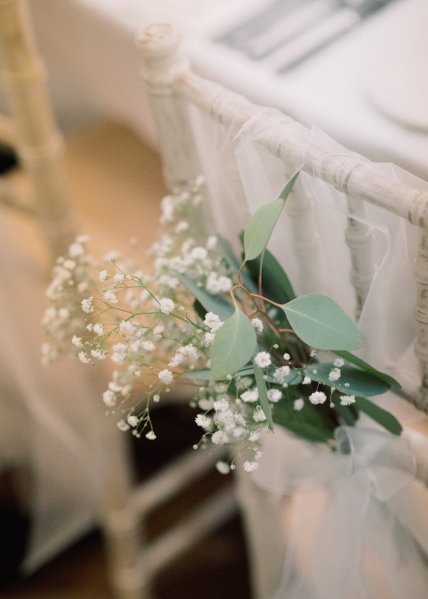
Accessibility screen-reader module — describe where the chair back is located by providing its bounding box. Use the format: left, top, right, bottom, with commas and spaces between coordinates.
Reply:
137, 22, 428, 414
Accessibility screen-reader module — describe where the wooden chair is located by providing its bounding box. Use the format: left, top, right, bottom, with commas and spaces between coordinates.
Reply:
0, 4, 236, 598
0, 0, 75, 258
137, 22, 428, 599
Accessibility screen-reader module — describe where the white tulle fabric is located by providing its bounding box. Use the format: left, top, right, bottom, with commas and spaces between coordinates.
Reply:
188, 103, 428, 597
0, 212, 102, 573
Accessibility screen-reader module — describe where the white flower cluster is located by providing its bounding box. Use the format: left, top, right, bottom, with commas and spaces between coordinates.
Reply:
43, 176, 360, 470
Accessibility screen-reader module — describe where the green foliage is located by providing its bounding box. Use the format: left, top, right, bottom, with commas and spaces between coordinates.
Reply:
356, 397, 402, 435
210, 308, 257, 379
334, 350, 400, 389
304, 363, 391, 397
218, 234, 258, 292
332, 399, 360, 427
273, 388, 337, 443
243, 172, 299, 261
216, 235, 241, 271
179, 273, 234, 321
254, 362, 273, 429
182, 368, 213, 381
245, 248, 296, 304
282, 293, 363, 351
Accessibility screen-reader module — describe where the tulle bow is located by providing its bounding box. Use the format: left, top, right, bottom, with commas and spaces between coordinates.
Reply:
254, 426, 428, 599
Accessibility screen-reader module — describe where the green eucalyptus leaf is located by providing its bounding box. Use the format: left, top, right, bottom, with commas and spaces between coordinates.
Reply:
182, 368, 213, 381
356, 397, 402, 436
193, 299, 207, 320
210, 308, 257, 379
254, 362, 273, 430
273, 389, 337, 442
215, 235, 258, 293
217, 235, 241, 271
265, 368, 302, 386
335, 350, 400, 389
246, 248, 296, 303
282, 293, 363, 351
235, 366, 256, 377
243, 172, 299, 262
179, 273, 234, 321
333, 401, 360, 427
304, 363, 391, 397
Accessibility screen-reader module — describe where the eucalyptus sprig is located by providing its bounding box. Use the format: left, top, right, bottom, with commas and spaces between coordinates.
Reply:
43, 173, 402, 474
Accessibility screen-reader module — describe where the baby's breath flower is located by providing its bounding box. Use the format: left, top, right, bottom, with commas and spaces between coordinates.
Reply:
158, 369, 173, 385
328, 367, 341, 382
283, 352, 291, 360
198, 398, 213, 411
255, 352, 271, 369
78, 351, 91, 364
267, 389, 282, 403
68, 242, 84, 257
215, 461, 230, 475
334, 358, 345, 367
191, 247, 208, 261
251, 318, 264, 333
243, 461, 258, 473
113, 272, 125, 284
145, 431, 157, 440
104, 250, 119, 262
211, 430, 229, 445
142, 340, 155, 352
340, 394, 356, 406
195, 414, 212, 430
103, 289, 118, 304
293, 398, 305, 411
111, 343, 127, 363
117, 420, 130, 431
203, 332, 215, 346
204, 312, 223, 332
127, 415, 139, 427
81, 297, 94, 313
93, 323, 104, 336
63, 259, 76, 270
273, 366, 290, 383
91, 349, 107, 360
99, 269, 109, 281
309, 391, 327, 405
72, 335, 83, 348
253, 407, 267, 422
240, 389, 259, 403
159, 297, 175, 314
103, 390, 116, 407
302, 376, 312, 385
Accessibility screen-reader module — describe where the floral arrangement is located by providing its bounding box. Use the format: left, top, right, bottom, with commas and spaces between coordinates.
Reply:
43, 173, 401, 473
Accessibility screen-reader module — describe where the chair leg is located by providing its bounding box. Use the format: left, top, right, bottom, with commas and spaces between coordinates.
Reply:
103, 515, 153, 599
234, 466, 285, 599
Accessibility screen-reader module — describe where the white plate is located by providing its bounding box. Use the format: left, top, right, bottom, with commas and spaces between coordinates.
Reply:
364, 0, 428, 132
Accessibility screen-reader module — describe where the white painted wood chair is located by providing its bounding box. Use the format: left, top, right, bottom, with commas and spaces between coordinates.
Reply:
0, 0, 75, 258
0, 4, 236, 599
138, 22, 428, 599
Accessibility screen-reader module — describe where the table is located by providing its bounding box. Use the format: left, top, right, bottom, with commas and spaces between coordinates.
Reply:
30, 0, 428, 179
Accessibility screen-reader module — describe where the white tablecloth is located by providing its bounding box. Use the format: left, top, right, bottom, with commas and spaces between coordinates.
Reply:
29, 0, 428, 179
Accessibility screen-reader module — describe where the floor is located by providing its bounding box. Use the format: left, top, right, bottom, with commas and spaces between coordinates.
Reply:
1, 405, 251, 599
